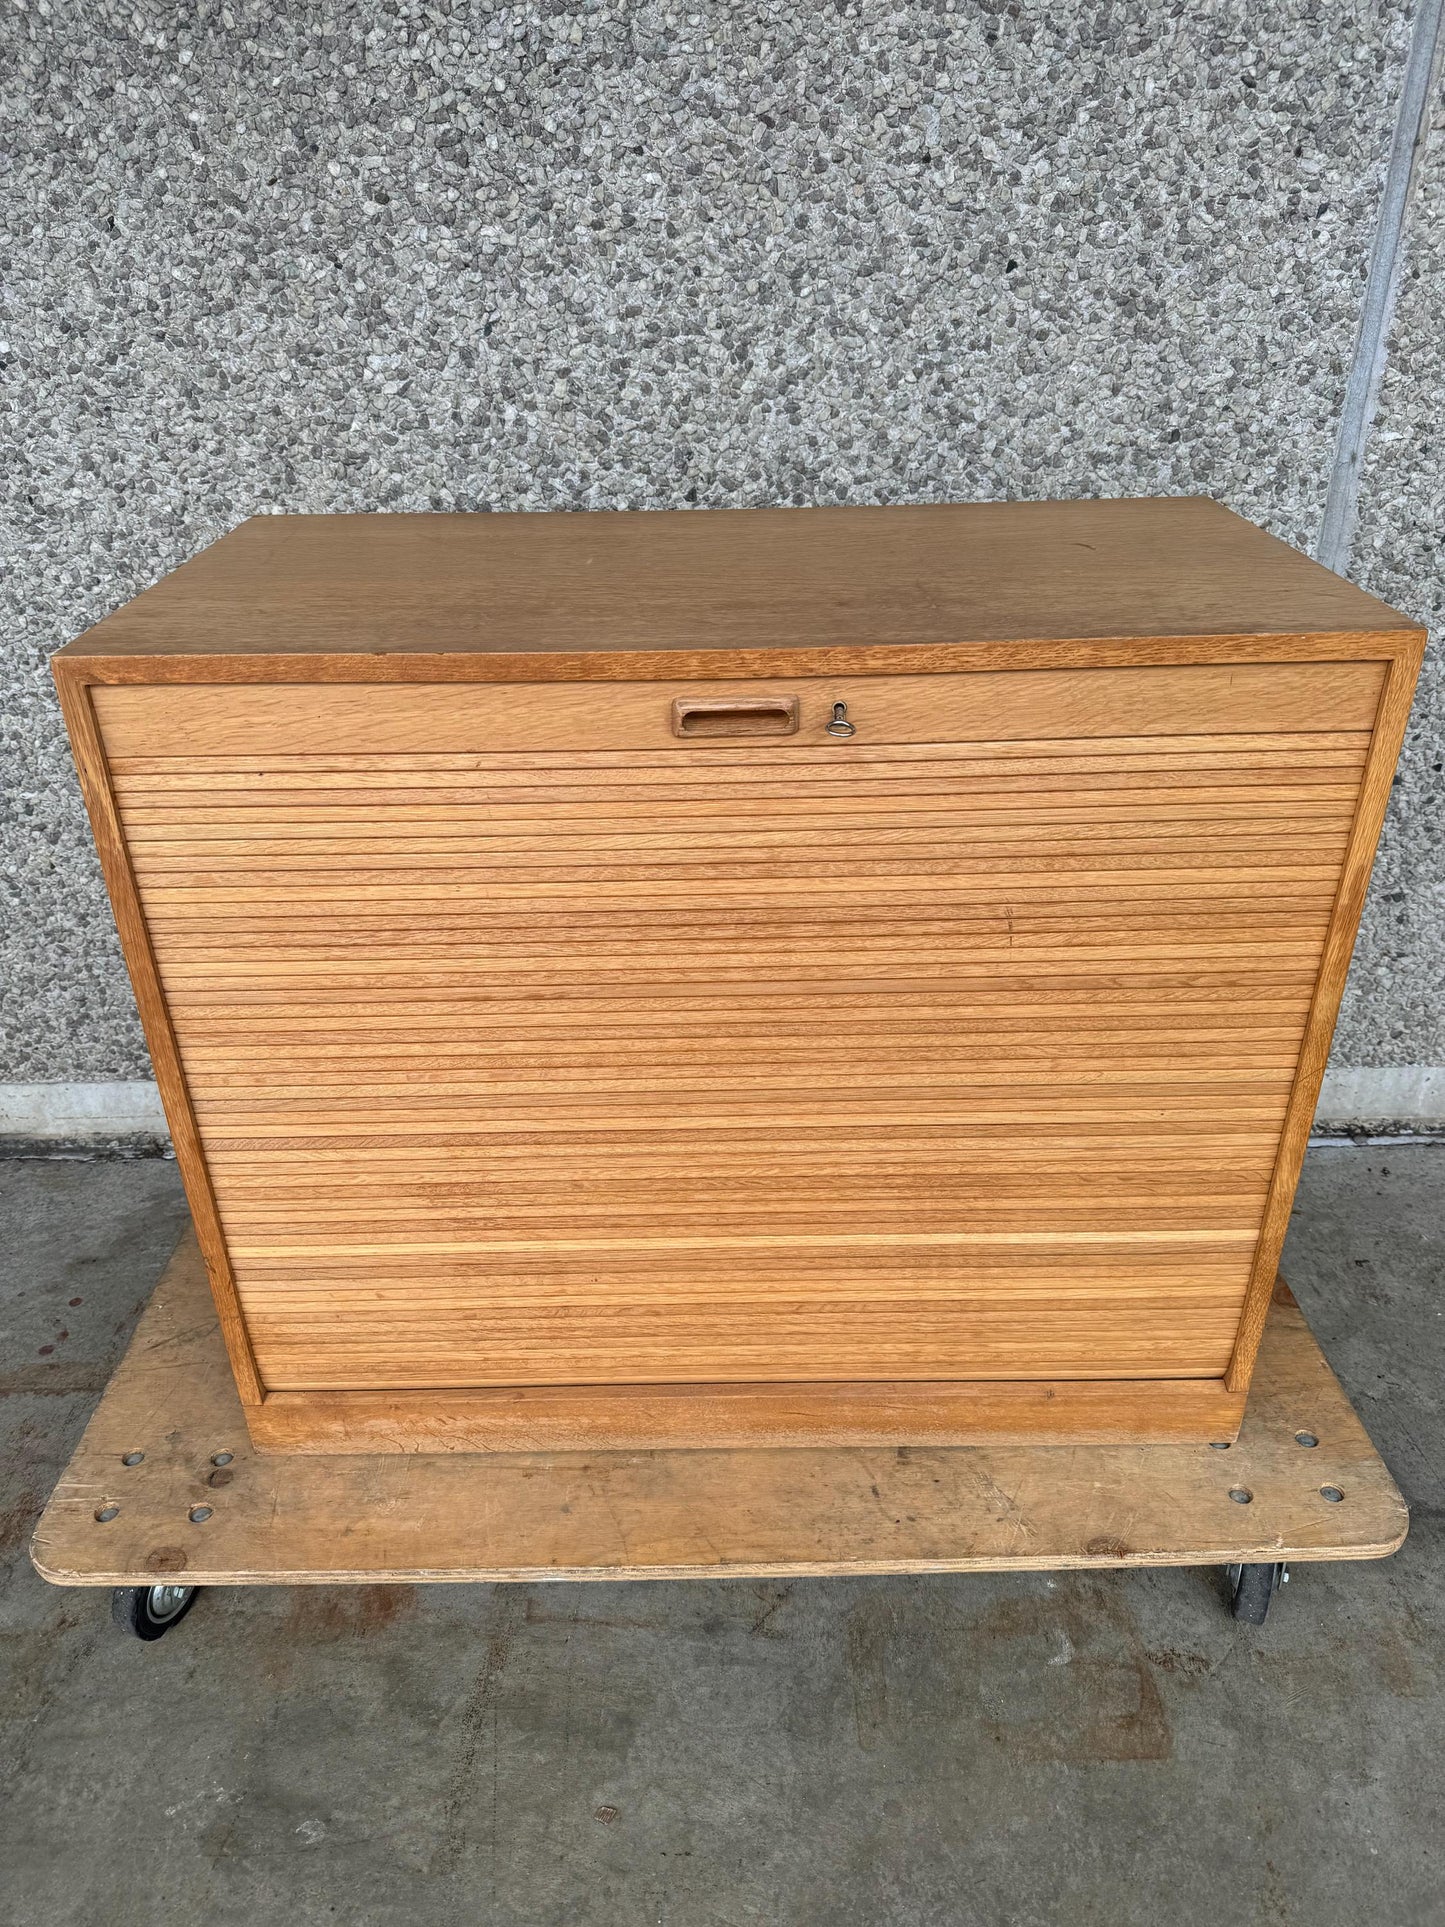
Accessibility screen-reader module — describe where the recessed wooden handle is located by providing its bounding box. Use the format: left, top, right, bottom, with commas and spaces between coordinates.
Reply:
670, 696, 800, 739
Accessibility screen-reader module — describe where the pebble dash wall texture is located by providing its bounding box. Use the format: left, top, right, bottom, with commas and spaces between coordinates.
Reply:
0, 0, 1437, 1086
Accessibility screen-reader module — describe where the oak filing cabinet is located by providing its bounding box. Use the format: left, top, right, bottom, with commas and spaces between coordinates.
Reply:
53, 500, 1425, 1453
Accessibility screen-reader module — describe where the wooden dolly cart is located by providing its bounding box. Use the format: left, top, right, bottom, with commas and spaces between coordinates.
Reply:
32, 1229, 1406, 1640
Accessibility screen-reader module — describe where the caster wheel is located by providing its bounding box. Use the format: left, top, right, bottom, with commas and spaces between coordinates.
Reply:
111, 1583, 201, 1640
1227, 1561, 1287, 1625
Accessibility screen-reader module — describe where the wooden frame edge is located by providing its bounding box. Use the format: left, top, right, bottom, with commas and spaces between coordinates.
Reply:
1227, 630, 1429, 1392
52, 626, 1425, 686
50, 660, 265, 1406
250, 1377, 1247, 1454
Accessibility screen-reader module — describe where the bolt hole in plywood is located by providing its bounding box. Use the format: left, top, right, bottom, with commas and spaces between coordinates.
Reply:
50, 501, 1425, 1455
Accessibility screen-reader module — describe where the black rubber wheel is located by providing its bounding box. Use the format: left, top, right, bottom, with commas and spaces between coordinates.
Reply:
111, 1583, 201, 1640
1228, 1562, 1285, 1625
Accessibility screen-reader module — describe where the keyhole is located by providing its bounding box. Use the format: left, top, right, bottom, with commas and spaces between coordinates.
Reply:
826, 701, 856, 738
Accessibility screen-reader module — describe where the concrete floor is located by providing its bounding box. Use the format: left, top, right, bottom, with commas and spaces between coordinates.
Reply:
1, 1148, 1441, 1927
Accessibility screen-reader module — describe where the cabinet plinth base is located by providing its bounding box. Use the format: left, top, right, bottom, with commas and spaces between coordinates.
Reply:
252, 1374, 1246, 1455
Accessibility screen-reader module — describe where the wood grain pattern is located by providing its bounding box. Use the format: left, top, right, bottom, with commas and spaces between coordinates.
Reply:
59, 629, 1424, 691
91, 663, 1386, 757
102, 717, 1373, 1404
54, 500, 1412, 664
31, 1244, 1408, 1581
250, 1373, 1246, 1452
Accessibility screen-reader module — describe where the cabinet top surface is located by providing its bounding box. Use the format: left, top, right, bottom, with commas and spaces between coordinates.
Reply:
58, 498, 1412, 664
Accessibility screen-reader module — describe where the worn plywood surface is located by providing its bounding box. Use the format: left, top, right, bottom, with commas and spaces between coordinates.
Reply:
32, 1232, 1407, 1586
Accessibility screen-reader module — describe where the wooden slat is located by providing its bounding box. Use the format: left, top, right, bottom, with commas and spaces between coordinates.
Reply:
116, 748, 1364, 774
243, 1308, 1247, 1391
151, 959, 1332, 994
113, 770, 1370, 802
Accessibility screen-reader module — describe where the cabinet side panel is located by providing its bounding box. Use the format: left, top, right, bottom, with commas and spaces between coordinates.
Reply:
1226, 637, 1428, 1391
52, 665, 264, 1404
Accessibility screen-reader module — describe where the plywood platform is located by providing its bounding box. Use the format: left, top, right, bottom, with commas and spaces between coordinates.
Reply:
32, 1230, 1406, 1588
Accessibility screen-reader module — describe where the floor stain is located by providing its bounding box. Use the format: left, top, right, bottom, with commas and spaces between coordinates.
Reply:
284, 1584, 417, 1640
0, 1490, 41, 1554
846, 1592, 897, 1752
973, 1586, 1173, 1763
0, 1367, 107, 1397
1143, 1647, 1215, 1680
523, 1599, 667, 1634
749, 1581, 794, 1639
